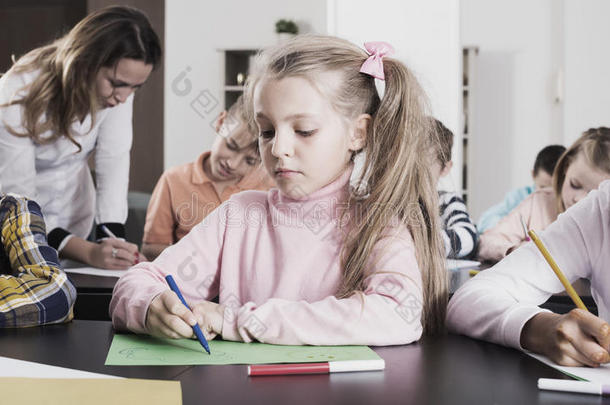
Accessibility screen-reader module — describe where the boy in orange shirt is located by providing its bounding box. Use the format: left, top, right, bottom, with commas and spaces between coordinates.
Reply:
142, 96, 274, 260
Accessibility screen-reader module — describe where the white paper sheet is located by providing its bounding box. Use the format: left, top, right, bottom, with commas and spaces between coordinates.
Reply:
60, 259, 126, 278
0, 356, 120, 379
63, 267, 126, 278
528, 352, 610, 383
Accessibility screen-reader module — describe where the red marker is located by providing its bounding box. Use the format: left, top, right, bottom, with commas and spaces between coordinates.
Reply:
248, 359, 385, 376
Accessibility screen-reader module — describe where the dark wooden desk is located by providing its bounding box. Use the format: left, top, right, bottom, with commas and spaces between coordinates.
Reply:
0, 320, 187, 380
1, 320, 608, 404
68, 273, 118, 292
67, 273, 118, 321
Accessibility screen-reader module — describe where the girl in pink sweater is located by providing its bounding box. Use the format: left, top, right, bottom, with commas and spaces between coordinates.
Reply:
110, 36, 448, 345
478, 128, 610, 262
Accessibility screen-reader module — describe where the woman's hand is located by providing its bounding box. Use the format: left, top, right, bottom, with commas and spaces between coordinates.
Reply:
146, 290, 224, 340
521, 310, 610, 367
61, 236, 143, 269
88, 238, 141, 269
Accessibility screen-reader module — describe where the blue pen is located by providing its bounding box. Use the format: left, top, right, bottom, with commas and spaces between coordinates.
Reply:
165, 275, 211, 354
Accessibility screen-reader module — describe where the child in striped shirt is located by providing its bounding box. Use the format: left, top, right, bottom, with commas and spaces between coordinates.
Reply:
430, 119, 478, 259
0, 193, 76, 327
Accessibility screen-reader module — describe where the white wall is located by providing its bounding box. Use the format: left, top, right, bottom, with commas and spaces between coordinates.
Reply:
164, 0, 327, 169
329, 0, 462, 191
461, 0, 610, 220
165, 0, 610, 216
165, 0, 462, 183
563, 0, 610, 145
460, 0, 562, 219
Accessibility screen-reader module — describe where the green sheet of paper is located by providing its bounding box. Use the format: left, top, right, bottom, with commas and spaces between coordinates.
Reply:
105, 334, 381, 366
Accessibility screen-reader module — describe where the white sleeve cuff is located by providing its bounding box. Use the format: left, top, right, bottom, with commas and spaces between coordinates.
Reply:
502, 305, 550, 350
57, 234, 75, 253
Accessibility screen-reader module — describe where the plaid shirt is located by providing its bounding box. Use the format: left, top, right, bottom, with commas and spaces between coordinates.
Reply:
0, 194, 76, 327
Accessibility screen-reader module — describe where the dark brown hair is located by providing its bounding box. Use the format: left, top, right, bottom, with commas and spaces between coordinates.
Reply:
533, 145, 566, 176
2, 6, 161, 151
431, 118, 453, 167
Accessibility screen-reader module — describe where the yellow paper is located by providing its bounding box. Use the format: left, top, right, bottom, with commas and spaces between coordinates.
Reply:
0, 377, 181, 405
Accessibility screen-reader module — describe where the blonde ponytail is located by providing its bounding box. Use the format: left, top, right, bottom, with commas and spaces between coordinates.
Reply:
342, 58, 447, 334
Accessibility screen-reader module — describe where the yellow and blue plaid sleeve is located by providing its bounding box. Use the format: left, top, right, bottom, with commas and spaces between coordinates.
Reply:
0, 194, 76, 327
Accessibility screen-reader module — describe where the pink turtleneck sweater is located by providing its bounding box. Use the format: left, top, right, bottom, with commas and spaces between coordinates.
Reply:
110, 169, 424, 345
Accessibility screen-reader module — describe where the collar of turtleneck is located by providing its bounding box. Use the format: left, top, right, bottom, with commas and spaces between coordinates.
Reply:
268, 165, 354, 228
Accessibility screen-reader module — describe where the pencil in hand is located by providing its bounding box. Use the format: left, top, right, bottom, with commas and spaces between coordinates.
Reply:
527, 229, 588, 312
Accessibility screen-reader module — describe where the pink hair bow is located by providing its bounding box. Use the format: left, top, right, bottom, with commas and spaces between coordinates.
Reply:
359, 41, 395, 80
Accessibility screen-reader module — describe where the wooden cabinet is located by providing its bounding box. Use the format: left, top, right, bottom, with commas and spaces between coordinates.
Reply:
219, 49, 258, 109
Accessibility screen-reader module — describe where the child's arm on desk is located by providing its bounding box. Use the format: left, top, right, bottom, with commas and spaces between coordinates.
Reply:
0, 195, 76, 327
478, 196, 535, 262
448, 183, 610, 351
439, 192, 478, 259
110, 204, 225, 334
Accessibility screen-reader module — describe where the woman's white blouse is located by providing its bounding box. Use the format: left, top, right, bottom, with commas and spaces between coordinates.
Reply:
0, 69, 132, 238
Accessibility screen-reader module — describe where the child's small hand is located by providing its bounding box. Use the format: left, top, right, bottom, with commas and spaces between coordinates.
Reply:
191, 301, 225, 340
146, 290, 201, 339
521, 310, 610, 367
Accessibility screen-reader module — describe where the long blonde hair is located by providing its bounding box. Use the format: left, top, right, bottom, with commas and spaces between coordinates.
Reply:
553, 127, 610, 212
244, 35, 447, 335
1, 6, 161, 151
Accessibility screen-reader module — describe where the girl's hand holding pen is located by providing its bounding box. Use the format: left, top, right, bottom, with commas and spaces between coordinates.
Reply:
146, 290, 224, 341
521, 310, 610, 367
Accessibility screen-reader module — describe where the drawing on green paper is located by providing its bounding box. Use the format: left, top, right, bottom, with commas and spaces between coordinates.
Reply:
105, 334, 381, 366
